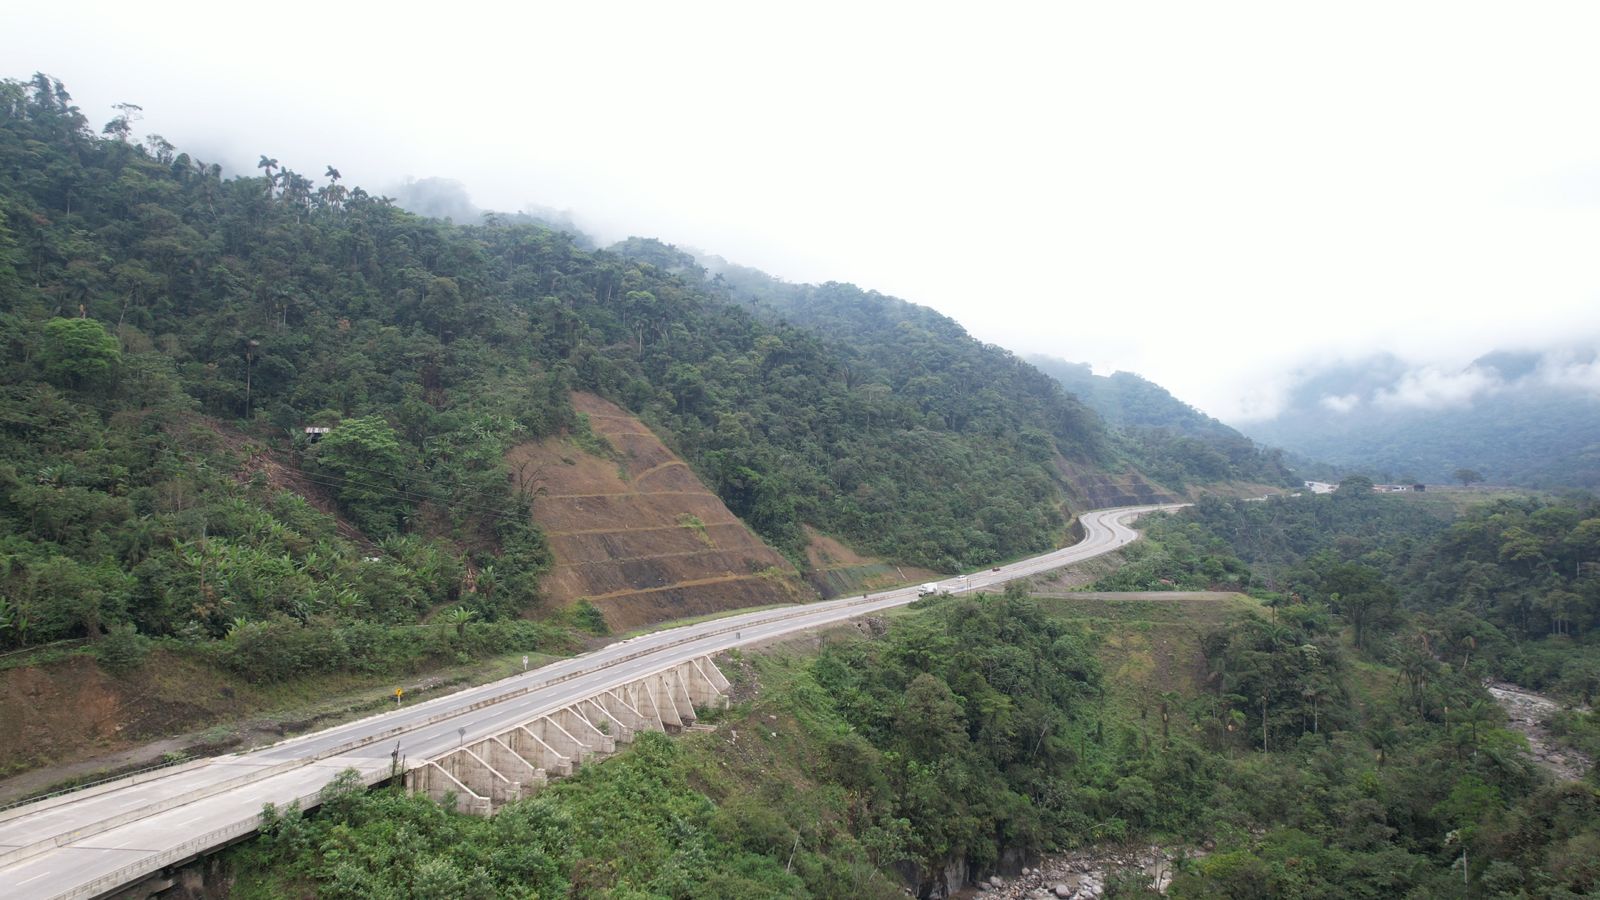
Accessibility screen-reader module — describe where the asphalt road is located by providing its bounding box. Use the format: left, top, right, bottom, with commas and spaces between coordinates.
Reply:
0, 502, 1177, 900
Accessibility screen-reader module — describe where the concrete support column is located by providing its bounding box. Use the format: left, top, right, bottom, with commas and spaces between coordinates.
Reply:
682, 659, 727, 709
529, 716, 591, 764
646, 674, 685, 730
551, 706, 615, 754
408, 762, 490, 815
473, 737, 545, 794
667, 669, 698, 725
697, 656, 732, 693
599, 690, 656, 735
620, 682, 665, 732
577, 698, 633, 743
508, 725, 571, 777
439, 748, 513, 805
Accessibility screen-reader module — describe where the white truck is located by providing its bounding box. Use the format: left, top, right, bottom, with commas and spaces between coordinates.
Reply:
917, 582, 941, 597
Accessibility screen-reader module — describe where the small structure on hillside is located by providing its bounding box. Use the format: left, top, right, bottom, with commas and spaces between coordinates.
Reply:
303, 426, 333, 443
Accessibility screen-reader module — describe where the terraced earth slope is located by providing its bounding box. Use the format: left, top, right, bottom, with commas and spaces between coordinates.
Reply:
509, 394, 814, 630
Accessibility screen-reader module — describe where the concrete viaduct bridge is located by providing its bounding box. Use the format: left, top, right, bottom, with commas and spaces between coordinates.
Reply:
0, 504, 1175, 899
408, 656, 731, 815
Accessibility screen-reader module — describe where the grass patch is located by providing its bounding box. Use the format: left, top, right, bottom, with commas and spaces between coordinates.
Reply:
1036, 592, 1261, 713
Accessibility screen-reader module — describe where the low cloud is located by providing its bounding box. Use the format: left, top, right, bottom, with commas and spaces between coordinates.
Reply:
1537, 350, 1600, 393
1373, 366, 1499, 411
1319, 393, 1361, 414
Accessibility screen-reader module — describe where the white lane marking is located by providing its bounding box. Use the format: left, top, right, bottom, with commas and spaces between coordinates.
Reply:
19, 872, 51, 884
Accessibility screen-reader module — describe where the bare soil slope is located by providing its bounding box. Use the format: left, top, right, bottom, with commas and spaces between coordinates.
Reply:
509, 394, 813, 630
0, 648, 528, 801
801, 527, 941, 599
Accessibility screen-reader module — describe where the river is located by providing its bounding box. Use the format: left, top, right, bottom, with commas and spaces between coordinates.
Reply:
1485, 681, 1593, 782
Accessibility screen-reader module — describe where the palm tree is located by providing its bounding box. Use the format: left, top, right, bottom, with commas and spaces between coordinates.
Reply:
1365, 719, 1400, 767
257, 155, 279, 197
442, 606, 475, 637
475, 565, 497, 600
1461, 699, 1497, 751
322, 166, 347, 211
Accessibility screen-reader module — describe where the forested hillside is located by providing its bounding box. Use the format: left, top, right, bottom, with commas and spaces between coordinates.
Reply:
1028, 354, 1297, 490
679, 251, 1182, 508
0, 74, 1134, 664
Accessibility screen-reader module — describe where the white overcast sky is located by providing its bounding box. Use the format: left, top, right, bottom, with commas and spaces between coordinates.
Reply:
8, 1, 1600, 422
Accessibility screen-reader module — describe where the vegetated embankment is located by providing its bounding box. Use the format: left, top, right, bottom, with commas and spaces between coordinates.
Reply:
509, 393, 813, 631
800, 526, 942, 599
1053, 455, 1177, 510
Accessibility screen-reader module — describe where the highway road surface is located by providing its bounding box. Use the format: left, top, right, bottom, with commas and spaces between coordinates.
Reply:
0, 503, 1179, 899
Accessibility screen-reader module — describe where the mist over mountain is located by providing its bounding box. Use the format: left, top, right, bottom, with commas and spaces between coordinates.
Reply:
388, 176, 594, 247
1236, 347, 1600, 487
1025, 356, 1297, 490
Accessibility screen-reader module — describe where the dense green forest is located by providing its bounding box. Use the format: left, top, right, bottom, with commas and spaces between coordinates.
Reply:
1125, 485, 1600, 698
1026, 355, 1297, 490
1092, 488, 1600, 895
0, 74, 1141, 663
625, 248, 1294, 494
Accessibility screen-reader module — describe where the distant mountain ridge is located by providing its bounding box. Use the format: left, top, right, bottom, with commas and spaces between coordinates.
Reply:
1235, 350, 1600, 488
1025, 356, 1298, 490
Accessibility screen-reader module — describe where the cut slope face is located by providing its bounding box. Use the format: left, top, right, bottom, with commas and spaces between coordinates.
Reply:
509, 394, 813, 630
801, 526, 940, 599
1054, 454, 1178, 509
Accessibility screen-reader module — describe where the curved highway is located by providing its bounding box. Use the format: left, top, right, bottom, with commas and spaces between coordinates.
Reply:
0, 502, 1180, 899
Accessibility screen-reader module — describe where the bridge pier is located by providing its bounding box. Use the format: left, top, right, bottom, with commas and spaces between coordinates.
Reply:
405, 762, 491, 815
507, 725, 571, 777
407, 655, 730, 815
528, 715, 591, 765
472, 737, 546, 793
598, 689, 654, 736
577, 697, 633, 743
